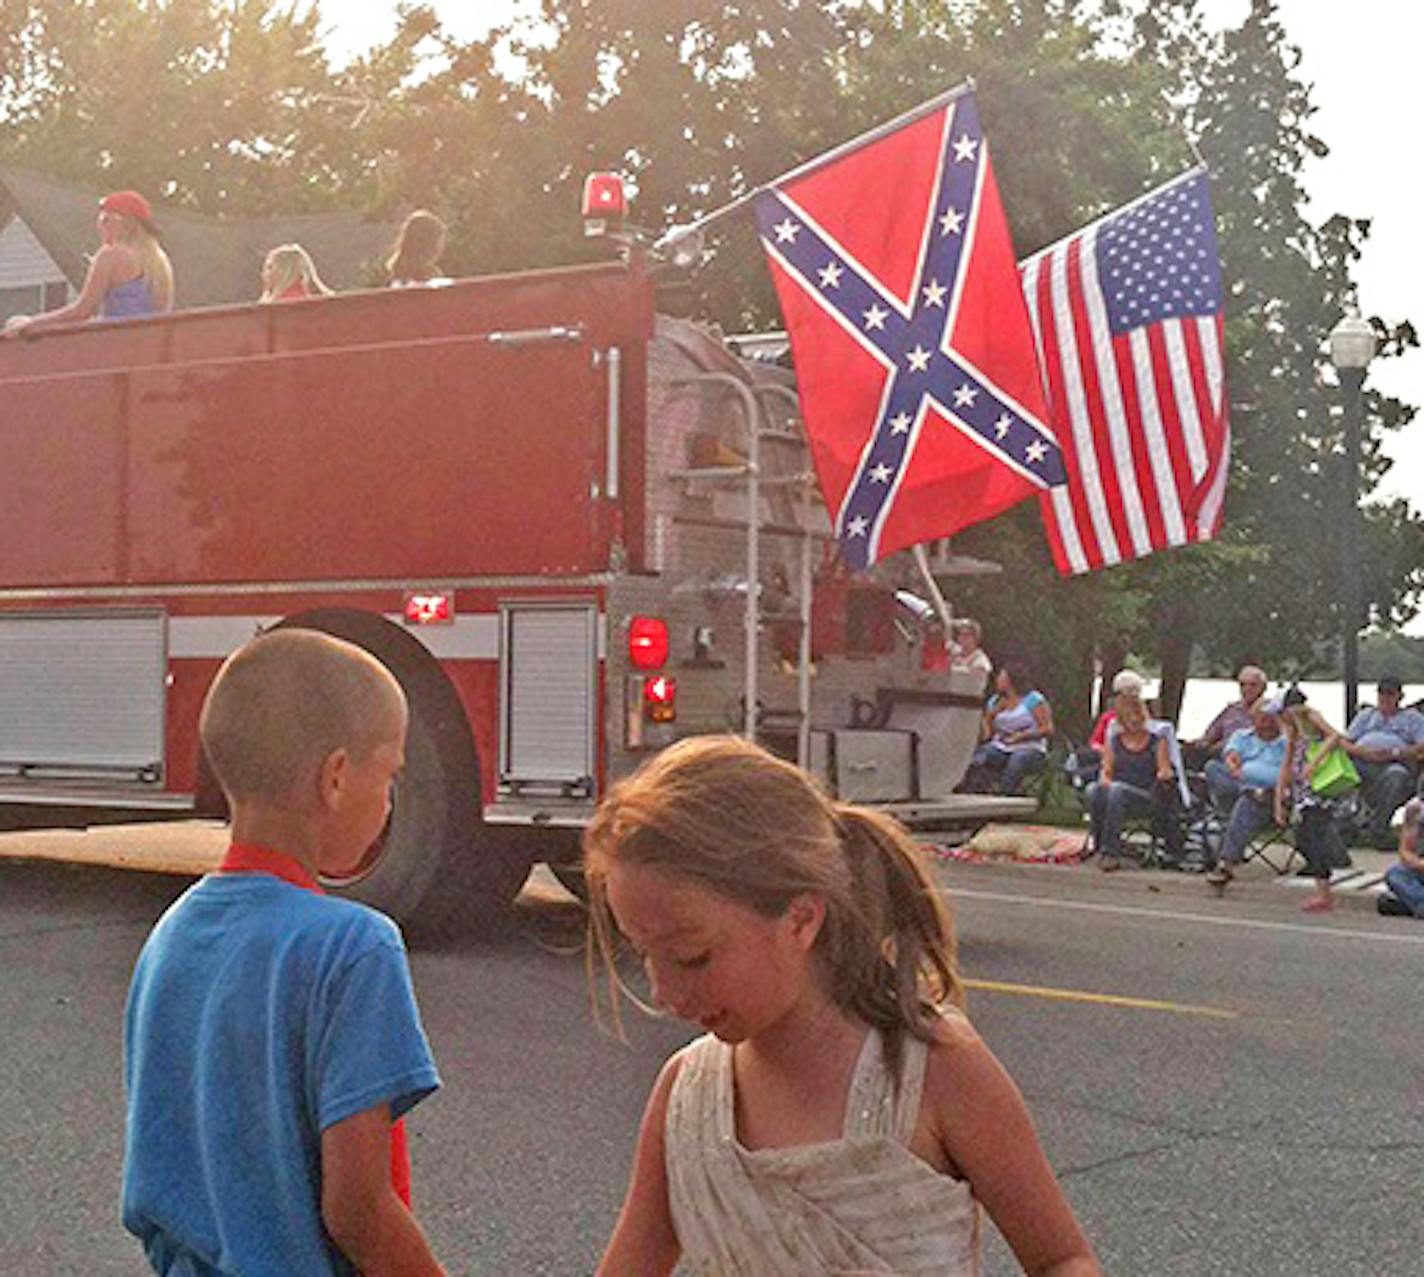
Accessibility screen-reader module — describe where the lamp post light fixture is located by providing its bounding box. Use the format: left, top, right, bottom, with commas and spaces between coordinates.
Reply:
1328, 313, 1377, 726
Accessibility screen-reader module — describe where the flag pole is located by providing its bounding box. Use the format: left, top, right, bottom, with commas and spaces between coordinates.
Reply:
655, 80, 976, 252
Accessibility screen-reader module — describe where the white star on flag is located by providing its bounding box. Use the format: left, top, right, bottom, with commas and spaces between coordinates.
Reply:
870, 463, 893, 483
889, 412, 912, 435
862, 304, 888, 331
939, 206, 964, 236
952, 134, 978, 162
847, 515, 870, 537
952, 384, 977, 408
818, 261, 844, 289
993, 414, 1012, 439
906, 346, 931, 372
1025, 439, 1048, 464
773, 218, 799, 244
922, 279, 947, 308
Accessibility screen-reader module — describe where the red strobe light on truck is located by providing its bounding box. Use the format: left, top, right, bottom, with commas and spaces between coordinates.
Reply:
582, 172, 627, 238
628, 615, 669, 669
403, 591, 454, 626
644, 674, 676, 723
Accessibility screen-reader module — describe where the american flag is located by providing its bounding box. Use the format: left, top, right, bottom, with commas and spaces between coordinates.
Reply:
755, 89, 1063, 571
1020, 170, 1229, 576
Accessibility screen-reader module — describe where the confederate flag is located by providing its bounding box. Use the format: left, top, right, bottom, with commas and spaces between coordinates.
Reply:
754, 87, 1062, 571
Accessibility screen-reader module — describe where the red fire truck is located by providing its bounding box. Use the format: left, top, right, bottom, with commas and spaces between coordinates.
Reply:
0, 252, 1027, 930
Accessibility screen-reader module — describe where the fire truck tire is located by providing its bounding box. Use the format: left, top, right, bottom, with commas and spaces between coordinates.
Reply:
268, 609, 531, 932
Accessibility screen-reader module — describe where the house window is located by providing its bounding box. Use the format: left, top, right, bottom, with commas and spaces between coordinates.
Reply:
1, 284, 43, 323
0, 281, 69, 323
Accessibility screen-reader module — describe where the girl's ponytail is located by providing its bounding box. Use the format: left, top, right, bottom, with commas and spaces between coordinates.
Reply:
827, 804, 964, 1059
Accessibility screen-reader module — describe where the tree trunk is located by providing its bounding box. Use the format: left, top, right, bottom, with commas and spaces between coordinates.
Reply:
1157, 610, 1195, 727
1097, 639, 1126, 717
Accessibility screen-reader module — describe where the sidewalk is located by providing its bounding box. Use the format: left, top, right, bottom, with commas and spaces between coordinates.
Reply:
924, 823, 1404, 917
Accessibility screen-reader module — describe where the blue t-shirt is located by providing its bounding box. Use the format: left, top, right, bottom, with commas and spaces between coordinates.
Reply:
122, 875, 440, 1276
1224, 727, 1288, 788
988, 690, 1048, 753
1347, 706, 1424, 754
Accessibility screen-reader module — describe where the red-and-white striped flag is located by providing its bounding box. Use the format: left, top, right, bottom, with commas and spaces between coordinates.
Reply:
1020, 170, 1229, 575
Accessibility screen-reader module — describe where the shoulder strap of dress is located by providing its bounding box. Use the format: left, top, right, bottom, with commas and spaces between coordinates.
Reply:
890, 1033, 929, 1145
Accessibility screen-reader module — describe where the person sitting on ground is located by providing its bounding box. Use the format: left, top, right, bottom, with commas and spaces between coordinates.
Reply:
121, 630, 446, 1276
1341, 675, 1424, 846
259, 242, 331, 302
1085, 692, 1175, 872
4, 190, 173, 337
966, 663, 1054, 796
1276, 685, 1351, 914
387, 209, 451, 288
1378, 796, 1424, 918
949, 617, 993, 680
1203, 697, 1290, 886
1185, 664, 1268, 768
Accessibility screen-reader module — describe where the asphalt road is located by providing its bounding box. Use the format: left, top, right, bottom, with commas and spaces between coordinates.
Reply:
1, 828, 1421, 1275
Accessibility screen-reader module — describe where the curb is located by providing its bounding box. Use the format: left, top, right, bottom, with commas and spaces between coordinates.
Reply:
925, 847, 1398, 918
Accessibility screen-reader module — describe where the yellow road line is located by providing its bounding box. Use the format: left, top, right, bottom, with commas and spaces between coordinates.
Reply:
963, 977, 1238, 1020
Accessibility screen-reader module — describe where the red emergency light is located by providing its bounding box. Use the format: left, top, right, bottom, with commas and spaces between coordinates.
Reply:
628, 615, 668, 670
403, 591, 453, 626
582, 172, 628, 237
644, 674, 676, 722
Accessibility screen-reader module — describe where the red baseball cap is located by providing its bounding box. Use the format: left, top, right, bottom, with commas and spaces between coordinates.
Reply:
99, 189, 158, 232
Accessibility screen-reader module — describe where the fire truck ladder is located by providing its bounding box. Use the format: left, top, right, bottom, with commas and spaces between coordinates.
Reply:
665, 373, 819, 768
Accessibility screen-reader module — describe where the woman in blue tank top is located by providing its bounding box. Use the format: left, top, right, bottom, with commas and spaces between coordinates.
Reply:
966, 663, 1056, 795
4, 189, 173, 338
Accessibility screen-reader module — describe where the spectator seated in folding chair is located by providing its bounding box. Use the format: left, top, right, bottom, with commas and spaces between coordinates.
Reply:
1072, 668, 1150, 792
963, 663, 1053, 795
1341, 675, 1423, 849
1086, 695, 1189, 871
1203, 696, 1291, 883
1185, 664, 1269, 772
1210, 686, 1354, 910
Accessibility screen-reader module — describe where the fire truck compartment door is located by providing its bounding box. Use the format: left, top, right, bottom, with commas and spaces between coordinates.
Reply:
499, 604, 597, 795
0, 612, 165, 780
811, 729, 917, 803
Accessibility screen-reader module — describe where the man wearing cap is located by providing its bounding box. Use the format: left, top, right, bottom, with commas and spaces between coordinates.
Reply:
1342, 677, 1424, 844
1204, 696, 1290, 883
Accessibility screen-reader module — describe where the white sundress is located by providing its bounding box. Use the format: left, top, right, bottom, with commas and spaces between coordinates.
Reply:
665, 1026, 981, 1276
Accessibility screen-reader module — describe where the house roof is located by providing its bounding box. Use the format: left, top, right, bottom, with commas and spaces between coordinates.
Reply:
0, 166, 397, 307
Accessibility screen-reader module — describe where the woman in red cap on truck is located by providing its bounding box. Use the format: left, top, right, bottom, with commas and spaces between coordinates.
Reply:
4, 189, 174, 337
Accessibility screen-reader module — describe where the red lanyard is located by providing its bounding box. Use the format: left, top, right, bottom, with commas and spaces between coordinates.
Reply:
218, 842, 413, 1208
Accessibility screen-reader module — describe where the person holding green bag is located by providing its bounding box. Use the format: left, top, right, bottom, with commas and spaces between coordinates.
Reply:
1278, 686, 1353, 914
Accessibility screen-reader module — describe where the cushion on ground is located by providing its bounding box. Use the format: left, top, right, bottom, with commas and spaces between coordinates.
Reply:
965, 823, 1088, 861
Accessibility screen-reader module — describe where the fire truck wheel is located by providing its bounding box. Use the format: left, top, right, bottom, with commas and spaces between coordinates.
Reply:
268, 609, 531, 933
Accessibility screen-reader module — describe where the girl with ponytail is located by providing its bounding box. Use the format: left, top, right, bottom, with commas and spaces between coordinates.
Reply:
585, 735, 1098, 1277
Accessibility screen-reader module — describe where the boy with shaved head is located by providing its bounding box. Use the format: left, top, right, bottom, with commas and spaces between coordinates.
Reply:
122, 630, 446, 1276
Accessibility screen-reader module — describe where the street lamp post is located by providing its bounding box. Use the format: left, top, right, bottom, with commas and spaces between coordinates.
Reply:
1328, 314, 1377, 726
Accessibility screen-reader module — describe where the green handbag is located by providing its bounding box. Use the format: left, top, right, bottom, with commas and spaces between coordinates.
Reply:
1306, 740, 1360, 798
